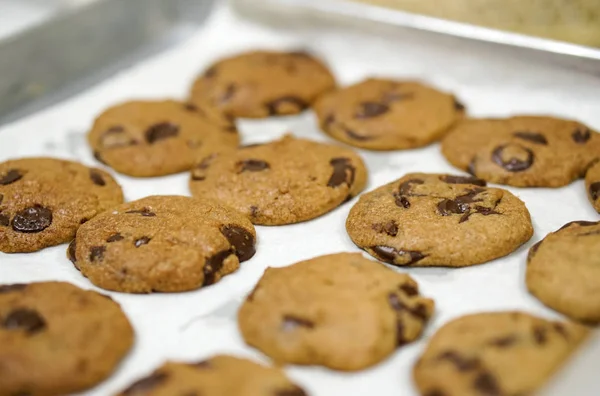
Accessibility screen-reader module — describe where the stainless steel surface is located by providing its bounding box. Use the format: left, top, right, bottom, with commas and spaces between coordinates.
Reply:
0, 0, 215, 124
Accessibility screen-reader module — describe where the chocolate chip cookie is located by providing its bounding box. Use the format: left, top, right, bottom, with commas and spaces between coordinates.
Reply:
313, 78, 464, 150
527, 221, 600, 324
189, 135, 367, 225
0, 281, 133, 396
441, 116, 600, 187
0, 157, 123, 253
70, 195, 256, 293
238, 253, 434, 371
585, 161, 600, 213
88, 100, 238, 177
346, 173, 533, 267
413, 312, 589, 396
189, 50, 336, 118
117, 355, 307, 396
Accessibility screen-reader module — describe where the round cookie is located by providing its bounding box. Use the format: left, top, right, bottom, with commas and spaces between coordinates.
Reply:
585, 161, 600, 213
88, 100, 238, 177
70, 195, 256, 293
189, 135, 367, 225
117, 355, 307, 396
441, 116, 600, 187
527, 220, 600, 324
0, 281, 133, 396
238, 253, 434, 371
0, 157, 123, 253
313, 78, 464, 150
346, 173, 533, 267
413, 312, 589, 396
189, 50, 336, 118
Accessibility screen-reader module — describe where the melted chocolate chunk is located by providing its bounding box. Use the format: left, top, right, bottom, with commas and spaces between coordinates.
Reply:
388, 293, 428, 320
0, 284, 27, 294
473, 372, 501, 396
513, 131, 548, 145
281, 315, 315, 331
125, 208, 156, 217
395, 318, 406, 346
371, 246, 425, 266
489, 335, 518, 348
3, 308, 46, 334
122, 372, 169, 395
68, 240, 77, 264
345, 128, 375, 141
399, 283, 418, 297
327, 157, 355, 188
440, 175, 486, 186
437, 199, 469, 216
533, 326, 547, 345
589, 182, 600, 201
372, 221, 399, 237
202, 249, 233, 286
437, 351, 480, 371
275, 386, 308, 396
145, 123, 179, 144
399, 179, 425, 196
89, 246, 106, 262
572, 128, 591, 144
0, 214, 9, 227
492, 144, 534, 172
220, 225, 256, 262
237, 159, 270, 173
134, 237, 151, 248
265, 96, 308, 115
355, 102, 389, 119
0, 169, 22, 185
395, 195, 411, 208
89, 170, 106, 186
107, 233, 124, 243
12, 206, 52, 233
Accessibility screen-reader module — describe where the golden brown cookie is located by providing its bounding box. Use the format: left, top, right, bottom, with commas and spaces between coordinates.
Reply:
346, 173, 533, 267
585, 161, 600, 213
189, 50, 336, 118
527, 220, 600, 324
0, 157, 123, 253
238, 253, 434, 371
88, 100, 238, 177
413, 312, 589, 396
313, 78, 464, 150
0, 282, 133, 396
441, 116, 600, 187
70, 195, 256, 293
189, 135, 367, 225
116, 355, 307, 396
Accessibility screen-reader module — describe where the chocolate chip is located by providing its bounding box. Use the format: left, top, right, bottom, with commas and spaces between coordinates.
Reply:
474, 206, 500, 216
184, 103, 199, 112
527, 241, 542, 261
345, 128, 375, 141
398, 179, 424, 196
399, 283, 418, 296
558, 220, 598, 231
275, 386, 308, 396
0, 284, 27, 293
467, 158, 477, 175
489, 335, 518, 347
395, 318, 406, 346
125, 208, 156, 217
327, 157, 355, 188
371, 246, 425, 266
355, 101, 389, 119
572, 128, 591, 144
99, 126, 136, 148
250, 205, 259, 217
453, 99, 465, 111
455, 188, 485, 203
372, 221, 399, 237
122, 372, 169, 395
145, 122, 179, 144
192, 360, 212, 369
134, 237, 151, 247
89, 170, 106, 186
281, 314, 315, 330
0, 169, 22, 185
236, 159, 270, 173
67, 240, 77, 264
439, 175, 486, 186
437, 351, 480, 371
0, 214, 9, 227
265, 96, 308, 115
533, 326, 547, 344
107, 233, 124, 243
388, 293, 428, 320
589, 182, 600, 201
3, 308, 46, 334
492, 144, 534, 172
12, 206, 52, 233
513, 131, 548, 145
437, 199, 469, 216
89, 246, 106, 262
202, 249, 233, 286
220, 225, 256, 262
395, 195, 411, 208
473, 372, 501, 396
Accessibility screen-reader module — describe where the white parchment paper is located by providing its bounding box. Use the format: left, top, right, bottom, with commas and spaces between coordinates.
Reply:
1, 2, 599, 395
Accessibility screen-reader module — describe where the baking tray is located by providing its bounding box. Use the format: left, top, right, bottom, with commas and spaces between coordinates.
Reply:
1, 1, 599, 395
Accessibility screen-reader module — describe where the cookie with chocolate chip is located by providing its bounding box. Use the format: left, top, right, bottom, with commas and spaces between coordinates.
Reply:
117, 355, 307, 396
527, 221, 600, 323
313, 78, 464, 150
189, 135, 367, 225
189, 50, 336, 119
413, 312, 589, 396
238, 253, 434, 371
442, 116, 600, 187
346, 173, 533, 267
88, 100, 238, 177
70, 195, 256, 293
0, 281, 133, 396
585, 161, 600, 213
0, 157, 123, 253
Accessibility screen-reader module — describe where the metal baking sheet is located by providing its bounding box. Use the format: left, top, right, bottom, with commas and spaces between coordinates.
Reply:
0, 1, 599, 395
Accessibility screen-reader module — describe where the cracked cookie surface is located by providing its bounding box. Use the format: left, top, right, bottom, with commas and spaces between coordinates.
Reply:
70, 195, 256, 293
189, 135, 367, 225
190, 50, 335, 119
238, 253, 434, 371
413, 312, 589, 396
346, 173, 533, 267
0, 157, 123, 253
